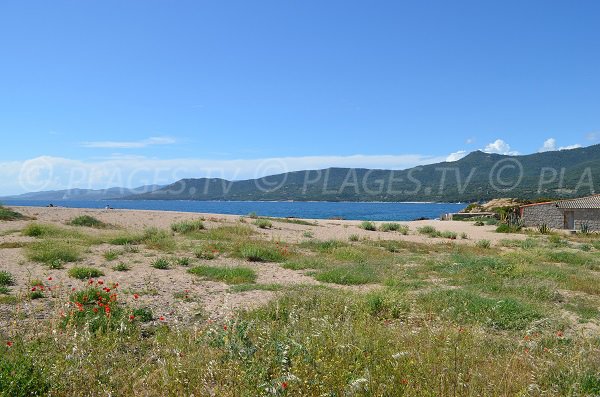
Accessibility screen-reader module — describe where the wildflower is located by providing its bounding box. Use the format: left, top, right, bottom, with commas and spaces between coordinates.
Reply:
71, 288, 76, 291
97, 280, 104, 285
133, 294, 139, 300
401, 379, 408, 385
105, 306, 111, 314
159, 316, 165, 321
556, 331, 564, 337
31, 287, 37, 292
129, 315, 135, 321
281, 381, 288, 389
88, 279, 94, 285
47, 277, 53, 281
6, 341, 13, 347
93, 308, 98, 313
223, 325, 228, 331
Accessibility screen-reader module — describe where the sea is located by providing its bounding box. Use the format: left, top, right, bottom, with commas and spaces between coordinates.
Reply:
2, 200, 465, 221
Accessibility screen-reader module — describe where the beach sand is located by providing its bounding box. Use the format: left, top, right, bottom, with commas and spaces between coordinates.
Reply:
0, 206, 524, 325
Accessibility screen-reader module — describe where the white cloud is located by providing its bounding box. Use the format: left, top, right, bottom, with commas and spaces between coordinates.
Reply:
539, 138, 581, 152
80, 136, 176, 149
0, 153, 449, 196
558, 143, 579, 150
465, 138, 474, 145
482, 139, 519, 155
446, 150, 467, 162
539, 138, 556, 152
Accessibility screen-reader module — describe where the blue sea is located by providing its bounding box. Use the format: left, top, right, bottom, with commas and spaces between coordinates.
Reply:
2, 200, 465, 221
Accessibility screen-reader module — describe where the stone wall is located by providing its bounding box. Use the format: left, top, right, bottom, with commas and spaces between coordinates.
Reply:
522, 203, 564, 229
573, 209, 600, 231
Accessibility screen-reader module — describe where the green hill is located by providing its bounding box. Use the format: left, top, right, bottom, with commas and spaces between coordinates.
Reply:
126, 145, 600, 202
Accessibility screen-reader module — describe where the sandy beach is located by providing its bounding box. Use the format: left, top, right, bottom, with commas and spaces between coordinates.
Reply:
0, 205, 523, 325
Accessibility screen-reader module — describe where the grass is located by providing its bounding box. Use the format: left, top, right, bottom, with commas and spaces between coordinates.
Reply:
281, 257, 327, 270
314, 263, 380, 285
26, 240, 82, 264
229, 283, 282, 293
171, 219, 205, 233
150, 258, 171, 270
0, 205, 24, 221
112, 262, 131, 271
359, 220, 377, 231
418, 225, 440, 237
188, 265, 257, 284
237, 242, 289, 262
0, 271, 14, 286
68, 215, 107, 228
476, 239, 491, 249
253, 219, 273, 229
379, 222, 409, 234
418, 289, 542, 330
103, 249, 122, 261
67, 266, 105, 280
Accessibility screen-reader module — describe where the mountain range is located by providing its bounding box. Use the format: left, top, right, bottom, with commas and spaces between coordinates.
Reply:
1, 185, 162, 201
125, 144, 600, 202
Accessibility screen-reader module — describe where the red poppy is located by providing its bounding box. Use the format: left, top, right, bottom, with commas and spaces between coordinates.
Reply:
133, 294, 139, 300
129, 315, 135, 321
281, 381, 288, 389
223, 325, 228, 331
93, 308, 98, 313
401, 379, 408, 385
97, 280, 104, 285
31, 287, 36, 292
47, 277, 53, 281
159, 316, 165, 321
556, 331, 564, 337
88, 279, 94, 285
105, 306, 111, 314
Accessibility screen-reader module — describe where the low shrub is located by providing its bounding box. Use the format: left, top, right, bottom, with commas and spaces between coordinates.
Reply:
0, 271, 14, 286
112, 262, 131, 272
171, 219, 205, 234
253, 219, 273, 229
359, 221, 377, 231
379, 223, 409, 234
476, 239, 491, 249
151, 258, 171, 270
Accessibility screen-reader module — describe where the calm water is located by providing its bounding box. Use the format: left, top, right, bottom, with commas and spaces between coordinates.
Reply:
3, 200, 465, 221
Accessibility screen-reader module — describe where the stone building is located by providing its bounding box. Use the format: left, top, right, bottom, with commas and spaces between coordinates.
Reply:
520, 195, 600, 231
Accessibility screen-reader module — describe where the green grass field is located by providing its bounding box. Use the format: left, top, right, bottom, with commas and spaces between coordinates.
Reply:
2, 216, 600, 395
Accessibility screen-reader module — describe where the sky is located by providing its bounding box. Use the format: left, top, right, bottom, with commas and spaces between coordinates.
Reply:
1, 0, 600, 194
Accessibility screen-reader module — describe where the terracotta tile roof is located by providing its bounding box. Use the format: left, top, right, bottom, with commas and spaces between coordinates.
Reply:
556, 194, 600, 209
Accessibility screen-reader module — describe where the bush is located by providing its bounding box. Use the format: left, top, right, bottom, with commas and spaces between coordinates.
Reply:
474, 221, 485, 226
253, 219, 273, 229
103, 249, 121, 261
69, 215, 106, 228
359, 221, 377, 231
188, 265, 257, 284
142, 228, 176, 251
171, 219, 205, 234
151, 258, 171, 270
476, 239, 491, 249
0, 205, 24, 221
417, 225, 441, 237
348, 234, 360, 242
68, 267, 104, 280
440, 231, 457, 240
0, 271, 14, 286
378, 223, 409, 234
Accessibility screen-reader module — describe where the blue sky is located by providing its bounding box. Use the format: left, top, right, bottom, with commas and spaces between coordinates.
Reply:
1, 0, 599, 194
